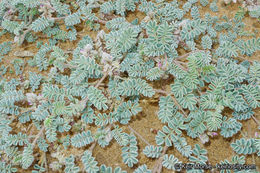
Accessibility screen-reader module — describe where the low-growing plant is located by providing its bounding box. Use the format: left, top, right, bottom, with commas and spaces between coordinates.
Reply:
0, 0, 259, 172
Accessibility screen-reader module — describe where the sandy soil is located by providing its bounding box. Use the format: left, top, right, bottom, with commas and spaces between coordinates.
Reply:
0, 0, 259, 172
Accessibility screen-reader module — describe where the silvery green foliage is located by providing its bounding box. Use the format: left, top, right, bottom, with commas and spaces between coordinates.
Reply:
71, 130, 94, 148
105, 22, 140, 59
117, 78, 155, 97
121, 134, 138, 167
220, 116, 242, 138
189, 144, 208, 164
248, 6, 260, 19
87, 86, 108, 110
218, 155, 246, 173
162, 154, 181, 171
0, 0, 259, 172
0, 89, 25, 115
99, 164, 127, 173
210, 1, 218, 12
191, 6, 200, 19
6, 132, 29, 146
181, 19, 207, 41
95, 113, 114, 127
255, 139, 260, 156
201, 35, 212, 49
31, 17, 53, 32
232, 108, 254, 120
231, 138, 257, 155
0, 42, 12, 55
64, 155, 80, 173
186, 110, 207, 138
112, 125, 129, 146
65, 12, 82, 26
115, 100, 142, 124
101, 0, 138, 16
95, 126, 113, 147
12, 59, 24, 75
29, 72, 42, 92
158, 96, 178, 123
22, 144, 34, 169
134, 164, 151, 173
200, 0, 209, 7
0, 161, 18, 173
32, 164, 46, 173
37, 137, 48, 152
142, 20, 177, 57
81, 150, 99, 173
143, 145, 163, 158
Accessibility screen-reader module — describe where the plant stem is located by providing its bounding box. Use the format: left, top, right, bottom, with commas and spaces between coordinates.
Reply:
154, 89, 188, 118
173, 60, 188, 71
252, 115, 260, 126
44, 152, 48, 173
152, 146, 168, 173
32, 126, 45, 148
89, 123, 113, 152
89, 141, 97, 152
175, 51, 196, 60
128, 125, 151, 146
81, 71, 109, 104
95, 71, 109, 88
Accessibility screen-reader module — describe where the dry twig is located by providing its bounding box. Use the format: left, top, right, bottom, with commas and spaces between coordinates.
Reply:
128, 125, 151, 146
152, 146, 168, 173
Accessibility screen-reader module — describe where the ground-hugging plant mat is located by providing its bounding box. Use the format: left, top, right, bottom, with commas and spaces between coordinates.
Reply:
0, 0, 260, 173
